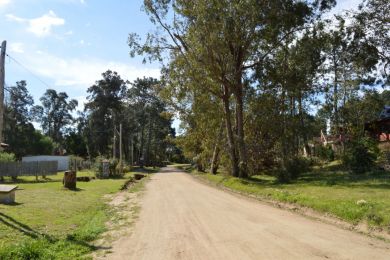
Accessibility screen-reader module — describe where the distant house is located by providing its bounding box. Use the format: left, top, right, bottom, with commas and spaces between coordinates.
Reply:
364, 106, 390, 142
319, 130, 348, 146
365, 118, 390, 142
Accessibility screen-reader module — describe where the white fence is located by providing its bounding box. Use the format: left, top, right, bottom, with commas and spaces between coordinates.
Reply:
0, 161, 58, 177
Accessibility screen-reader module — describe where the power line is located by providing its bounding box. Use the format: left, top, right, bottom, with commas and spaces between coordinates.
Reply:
5, 53, 53, 90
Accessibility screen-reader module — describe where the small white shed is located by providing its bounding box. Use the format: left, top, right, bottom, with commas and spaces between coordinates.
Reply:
0, 185, 18, 204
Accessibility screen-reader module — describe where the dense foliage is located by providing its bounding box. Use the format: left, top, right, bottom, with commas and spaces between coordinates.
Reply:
2, 0, 388, 177
3, 74, 182, 166
128, 0, 389, 178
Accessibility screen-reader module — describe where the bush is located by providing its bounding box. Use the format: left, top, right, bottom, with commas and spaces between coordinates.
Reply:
317, 145, 335, 162
343, 138, 379, 174
377, 142, 390, 170
94, 157, 126, 178
113, 161, 125, 178
69, 155, 85, 171
193, 154, 206, 172
122, 165, 132, 173
276, 156, 311, 183
109, 158, 118, 176
0, 152, 16, 162
93, 156, 107, 179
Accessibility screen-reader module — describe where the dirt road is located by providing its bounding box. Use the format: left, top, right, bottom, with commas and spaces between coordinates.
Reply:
107, 167, 390, 259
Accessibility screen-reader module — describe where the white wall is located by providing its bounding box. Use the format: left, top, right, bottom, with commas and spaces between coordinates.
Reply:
22, 156, 69, 171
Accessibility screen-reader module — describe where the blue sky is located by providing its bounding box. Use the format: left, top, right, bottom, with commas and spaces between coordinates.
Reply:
0, 0, 361, 132
1, 0, 160, 110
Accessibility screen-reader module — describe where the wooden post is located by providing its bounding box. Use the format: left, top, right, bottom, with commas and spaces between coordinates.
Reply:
0, 41, 6, 149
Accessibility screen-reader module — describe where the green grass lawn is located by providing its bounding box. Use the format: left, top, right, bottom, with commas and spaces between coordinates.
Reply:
0, 169, 148, 259
190, 164, 390, 230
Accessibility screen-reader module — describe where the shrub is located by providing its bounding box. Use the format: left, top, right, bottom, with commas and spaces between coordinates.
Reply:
93, 156, 107, 179
94, 157, 126, 178
276, 156, 311, 182
109, 158, 118, 176
69, 155, 85, 171
317, 145, 335, 162
0, 152, 16, 162
276, 169, 291, 183
122, 165, 132, 173
286, 156, 311, 179
343, 138, 379, 174
193, 154, 206, 172
113, 161, 125, 178
377, 142, 390, 170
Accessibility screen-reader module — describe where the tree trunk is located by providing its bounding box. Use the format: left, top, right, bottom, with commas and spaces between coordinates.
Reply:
210, 120, 224, 174
145, 116, 153, 166
139, 122, 145, 167
234, 86, 248, 178
222, 87, 239, 177
281, 89, 289, 168
298, 92, 310, 157
333, 50, 339, 135
63, 171, 76, 190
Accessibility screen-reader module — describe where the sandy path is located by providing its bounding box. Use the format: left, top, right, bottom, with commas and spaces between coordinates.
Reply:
106, 167, 390, 260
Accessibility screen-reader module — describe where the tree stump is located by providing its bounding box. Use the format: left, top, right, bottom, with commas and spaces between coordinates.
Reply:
63, 171, 77, 189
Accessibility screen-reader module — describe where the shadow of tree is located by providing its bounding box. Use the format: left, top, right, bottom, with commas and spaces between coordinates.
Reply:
0, 212, 110, 251
1, 202, 23, 206
0, 178, 61, 184
62, 187, 84, 192
0, 212, 54, 241
288, 170, 390, 189
134, 166, 160, 174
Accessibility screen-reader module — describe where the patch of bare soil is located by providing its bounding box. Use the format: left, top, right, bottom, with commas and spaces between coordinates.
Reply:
92, 186, 142, 259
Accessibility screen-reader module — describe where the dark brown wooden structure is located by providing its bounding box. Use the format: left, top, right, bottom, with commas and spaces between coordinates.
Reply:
364, 118, 390, 142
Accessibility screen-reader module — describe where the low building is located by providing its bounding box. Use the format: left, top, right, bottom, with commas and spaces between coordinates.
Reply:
22, 155, 70, 171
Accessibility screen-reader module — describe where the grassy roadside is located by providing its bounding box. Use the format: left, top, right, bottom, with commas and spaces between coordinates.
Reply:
176, 164, 390, 232
0, 169, 151, 259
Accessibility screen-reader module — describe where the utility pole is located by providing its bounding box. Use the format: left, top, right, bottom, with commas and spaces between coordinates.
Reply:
119, 123, 123, 174
0, 41, 6, 148
131, 136, 134, 166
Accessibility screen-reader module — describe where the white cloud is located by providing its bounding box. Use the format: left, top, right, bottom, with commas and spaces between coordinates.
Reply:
23, 51, 160, 91
74, 95, 88, 111
64, 30, 73, 36
6, 10, 65, 37
6, 13, 24, 22
0, 0, 11, 7
9, 42, 24, 53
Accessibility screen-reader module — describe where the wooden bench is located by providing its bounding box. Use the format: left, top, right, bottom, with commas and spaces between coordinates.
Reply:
0, 185, 18, 204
